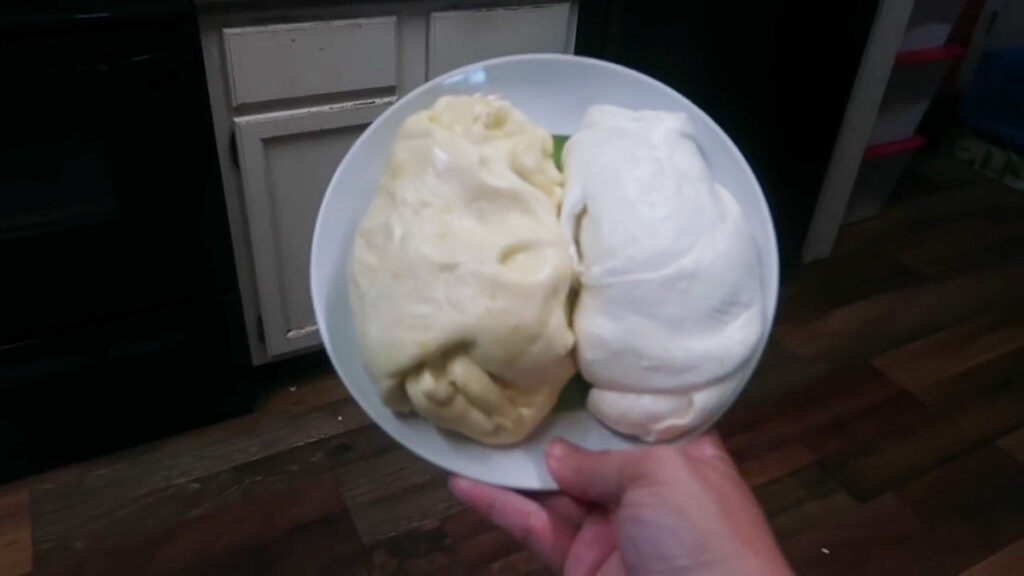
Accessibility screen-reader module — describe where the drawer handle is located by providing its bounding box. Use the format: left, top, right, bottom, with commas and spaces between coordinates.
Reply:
286, 324, 319, 339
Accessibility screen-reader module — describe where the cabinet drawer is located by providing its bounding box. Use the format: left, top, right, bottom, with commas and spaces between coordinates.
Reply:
223, 17, 397, 106
428, 4, 573, 78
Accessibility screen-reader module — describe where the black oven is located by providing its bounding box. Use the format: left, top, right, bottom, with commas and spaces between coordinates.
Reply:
0, 1, 250, 481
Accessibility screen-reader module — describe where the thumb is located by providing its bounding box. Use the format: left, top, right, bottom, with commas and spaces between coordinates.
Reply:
545, 439, 653, 506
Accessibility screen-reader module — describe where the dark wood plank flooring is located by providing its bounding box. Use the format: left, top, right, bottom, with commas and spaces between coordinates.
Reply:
2, 157, 1022, 575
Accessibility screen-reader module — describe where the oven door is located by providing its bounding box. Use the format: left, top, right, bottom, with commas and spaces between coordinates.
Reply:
0, 7, 251, 482
0, 16, 228, 348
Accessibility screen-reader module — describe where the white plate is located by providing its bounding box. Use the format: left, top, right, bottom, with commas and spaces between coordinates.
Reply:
310, 54, 779, 491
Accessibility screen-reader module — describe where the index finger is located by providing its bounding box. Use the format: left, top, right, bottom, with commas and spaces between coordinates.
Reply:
545, 439, 654, 505
447, 476, 574, 570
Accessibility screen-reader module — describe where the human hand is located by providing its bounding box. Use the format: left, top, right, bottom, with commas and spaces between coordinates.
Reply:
448, 433, 792, 575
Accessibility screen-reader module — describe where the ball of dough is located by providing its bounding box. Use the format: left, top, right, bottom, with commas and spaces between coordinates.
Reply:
349, 95, 576, 445
560, 105, 766, 442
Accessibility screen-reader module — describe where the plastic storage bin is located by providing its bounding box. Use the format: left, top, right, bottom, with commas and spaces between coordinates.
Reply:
868, 45, 964, 146
845, 135, 927, 223
961, 46, 1024, 148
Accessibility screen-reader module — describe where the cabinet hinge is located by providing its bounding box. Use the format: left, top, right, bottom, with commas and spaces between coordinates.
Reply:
229, 131, 239, 170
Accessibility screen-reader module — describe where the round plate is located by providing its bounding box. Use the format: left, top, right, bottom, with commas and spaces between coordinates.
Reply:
310, 54, 779, 490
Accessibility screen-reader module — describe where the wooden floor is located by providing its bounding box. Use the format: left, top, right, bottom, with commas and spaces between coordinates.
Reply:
1, 156, 1022, 575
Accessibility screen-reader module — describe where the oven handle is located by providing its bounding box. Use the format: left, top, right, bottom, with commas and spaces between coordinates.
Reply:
75, 50, 171, 73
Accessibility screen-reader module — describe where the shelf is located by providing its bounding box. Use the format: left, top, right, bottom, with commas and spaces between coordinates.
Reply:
895, 43, 965, 66
864, 134, 927, 159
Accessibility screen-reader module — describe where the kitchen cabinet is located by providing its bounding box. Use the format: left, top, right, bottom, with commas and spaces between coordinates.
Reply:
428, 4, 573, 77
198, 1, 577, 363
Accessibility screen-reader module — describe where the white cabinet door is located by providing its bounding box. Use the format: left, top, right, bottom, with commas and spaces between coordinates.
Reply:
428, 3, 573, 78
234, 98, 393, 357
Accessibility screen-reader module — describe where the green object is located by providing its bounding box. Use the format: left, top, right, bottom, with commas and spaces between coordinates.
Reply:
553, 372, 590, 412
553, 134, 569, 171
550, 133, 579, 412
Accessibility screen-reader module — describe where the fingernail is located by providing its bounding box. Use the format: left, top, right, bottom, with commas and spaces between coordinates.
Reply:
448, 475, 470, 496
546, 438, 573, 462
684, 434, 727, 460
